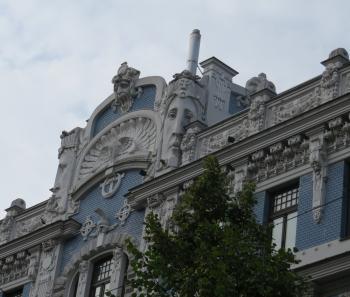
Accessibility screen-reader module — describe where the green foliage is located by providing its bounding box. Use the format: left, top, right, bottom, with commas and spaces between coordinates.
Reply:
126, 156, 307, 297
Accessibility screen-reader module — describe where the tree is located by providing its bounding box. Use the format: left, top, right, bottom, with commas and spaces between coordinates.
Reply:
124, 156, 307, 297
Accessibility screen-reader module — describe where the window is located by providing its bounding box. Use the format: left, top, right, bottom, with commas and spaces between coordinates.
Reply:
5, 288, 23, 297
90, 256, 113, 297
270, 185, 299, 250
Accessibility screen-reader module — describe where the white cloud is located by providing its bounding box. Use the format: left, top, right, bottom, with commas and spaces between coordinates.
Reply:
1, 0, 350, 217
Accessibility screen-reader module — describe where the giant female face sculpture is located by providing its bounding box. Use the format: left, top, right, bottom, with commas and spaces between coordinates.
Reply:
159, 71, 206, 169
161, 95, 198, 168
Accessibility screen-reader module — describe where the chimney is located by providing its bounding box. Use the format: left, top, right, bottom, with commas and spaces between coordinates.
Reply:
186, 29, 201, 75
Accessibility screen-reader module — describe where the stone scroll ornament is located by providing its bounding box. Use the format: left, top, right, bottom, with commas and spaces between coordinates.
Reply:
111, 62, 142, 113
309, 136, 327, 223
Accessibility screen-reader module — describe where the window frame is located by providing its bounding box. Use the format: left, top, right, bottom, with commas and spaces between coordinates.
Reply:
269, 183, 299, 250
89, 255, 113, 297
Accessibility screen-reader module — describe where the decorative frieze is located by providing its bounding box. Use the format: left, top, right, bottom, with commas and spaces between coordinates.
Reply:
0, 250, 32, 285
272, 87, 321, 125
324, 114, 350, 154
248, 134, 309, 182
16, 216, 44, 238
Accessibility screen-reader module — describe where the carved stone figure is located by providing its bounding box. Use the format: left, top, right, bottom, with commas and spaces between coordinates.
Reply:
248, 96, 266, 133
158, 70, 208, 171
320, 62, 341, 102
0, 198, 27, 244
309, 136, 327, 223
246, 72, 276, 95
0, 215, 14, 245
246, 73, 276, 134
75, 260, 89, 297
111, 62, 142, 113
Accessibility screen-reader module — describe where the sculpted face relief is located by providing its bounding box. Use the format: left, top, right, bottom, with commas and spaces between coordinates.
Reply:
161, 96, 197, 168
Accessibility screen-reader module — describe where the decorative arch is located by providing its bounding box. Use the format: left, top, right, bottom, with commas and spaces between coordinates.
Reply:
52, 233, 136, 297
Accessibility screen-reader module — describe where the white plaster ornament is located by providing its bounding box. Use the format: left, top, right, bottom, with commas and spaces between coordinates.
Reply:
100, 172, 125, 198
115, 200, 132, 226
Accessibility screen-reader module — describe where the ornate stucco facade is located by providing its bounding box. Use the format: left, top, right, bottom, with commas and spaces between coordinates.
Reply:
1, 30, 350, 296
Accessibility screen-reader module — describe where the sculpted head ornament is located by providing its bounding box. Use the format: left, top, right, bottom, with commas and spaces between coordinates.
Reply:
112, 62, 142, 113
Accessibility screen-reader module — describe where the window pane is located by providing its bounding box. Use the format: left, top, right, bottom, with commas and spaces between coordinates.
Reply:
94, 286, 101, 297
273, 186, 298, 213
104, 283, 110, 297
272, 217, 284, 250
285, 212, 297, 250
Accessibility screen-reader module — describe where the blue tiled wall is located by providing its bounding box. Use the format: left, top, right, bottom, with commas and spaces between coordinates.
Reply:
296, 161, 345, 250
254, 191, 268, 224
92, 85, 156, 137
228, 92, 246, 115
22, 283, 31, 297
61, 170, 145, 272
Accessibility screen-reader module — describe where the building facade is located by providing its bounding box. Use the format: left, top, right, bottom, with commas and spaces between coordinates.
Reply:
1, 30, 350, 297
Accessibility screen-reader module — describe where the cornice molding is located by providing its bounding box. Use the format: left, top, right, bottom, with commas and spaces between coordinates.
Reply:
127, 92, 350, 209
0, 219, 80, 258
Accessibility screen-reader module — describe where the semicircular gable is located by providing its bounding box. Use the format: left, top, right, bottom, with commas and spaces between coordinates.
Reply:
73, 110, 160, 191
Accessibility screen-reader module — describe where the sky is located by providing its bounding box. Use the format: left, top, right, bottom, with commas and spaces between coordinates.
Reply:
0, 0, 350, 218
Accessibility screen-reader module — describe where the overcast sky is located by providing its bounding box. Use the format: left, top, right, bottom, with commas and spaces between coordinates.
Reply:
1, 0, 349, 218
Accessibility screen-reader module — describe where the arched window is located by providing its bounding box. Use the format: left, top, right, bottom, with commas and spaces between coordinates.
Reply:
68, 248, 129, 297
90, 255, 113, 297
